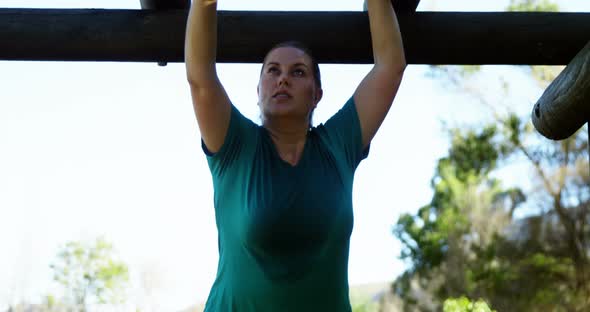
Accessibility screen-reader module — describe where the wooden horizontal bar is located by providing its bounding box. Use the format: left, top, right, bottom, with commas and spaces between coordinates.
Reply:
363, 0, 420, 12
394, 0, 420, 12
532, 40, 590, 140
139, 0, 189, 10
0, 9, 589, 65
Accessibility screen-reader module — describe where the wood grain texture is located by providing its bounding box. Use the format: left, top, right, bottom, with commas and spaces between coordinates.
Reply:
140, 0, 189, 10
532, 40, 590, 140
0, 9, 588, 65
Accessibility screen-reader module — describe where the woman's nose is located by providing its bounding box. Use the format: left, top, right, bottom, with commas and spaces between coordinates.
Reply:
278, 73, 289, 86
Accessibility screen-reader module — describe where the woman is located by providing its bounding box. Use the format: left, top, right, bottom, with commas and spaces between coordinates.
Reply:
185, 0, 405, 311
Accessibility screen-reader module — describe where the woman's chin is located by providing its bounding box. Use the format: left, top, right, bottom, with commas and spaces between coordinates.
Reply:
266, 105, 295, 116
264, 108, 307, 121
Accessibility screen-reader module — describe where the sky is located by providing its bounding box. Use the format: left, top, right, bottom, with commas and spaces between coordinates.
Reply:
1, 0, 589, 311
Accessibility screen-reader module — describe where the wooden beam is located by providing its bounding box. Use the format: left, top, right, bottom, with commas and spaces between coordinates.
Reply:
139, 0, 189, 65
395, 0, 420, 12
532, 40, 590, 140
0, 9, 589, 65
139, 0, 189, 10
365, 0, 420, 12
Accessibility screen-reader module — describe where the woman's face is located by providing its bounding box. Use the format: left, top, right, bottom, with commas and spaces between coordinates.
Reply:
258, 47, 322, 125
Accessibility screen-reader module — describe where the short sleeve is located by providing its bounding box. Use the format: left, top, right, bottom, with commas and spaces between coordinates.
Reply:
319, 96, 369, 172
202, 104, 258, 178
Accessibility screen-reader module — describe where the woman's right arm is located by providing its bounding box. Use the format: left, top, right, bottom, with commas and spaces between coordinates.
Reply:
185, 0, 231, 153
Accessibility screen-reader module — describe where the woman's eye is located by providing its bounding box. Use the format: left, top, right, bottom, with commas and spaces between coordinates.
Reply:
293, 69, 305, 76
268, 67, 279, 74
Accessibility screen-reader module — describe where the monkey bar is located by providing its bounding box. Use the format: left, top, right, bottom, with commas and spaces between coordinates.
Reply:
0, 9, 588, 65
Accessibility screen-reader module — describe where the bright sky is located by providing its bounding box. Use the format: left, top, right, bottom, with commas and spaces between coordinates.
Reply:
1, 0, 589, 310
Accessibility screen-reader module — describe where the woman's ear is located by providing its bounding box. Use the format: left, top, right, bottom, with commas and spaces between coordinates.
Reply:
256, 84, 260, 106
314, 88, 323, 107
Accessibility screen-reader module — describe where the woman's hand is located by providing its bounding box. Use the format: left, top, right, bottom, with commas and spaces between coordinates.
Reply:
185, 0, 232, 153
354, 0, 407, 149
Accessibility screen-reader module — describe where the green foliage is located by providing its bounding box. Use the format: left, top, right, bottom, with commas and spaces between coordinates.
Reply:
393, 114, 589, 311
394, 125, 516, 274
351, 299, 378, 312
395, 1, 589, 310
443, 297, 495, 312
45, 294, 57, 308
50, 236, 129, 309
506, 0, 559, 12
350, 291, 379, 312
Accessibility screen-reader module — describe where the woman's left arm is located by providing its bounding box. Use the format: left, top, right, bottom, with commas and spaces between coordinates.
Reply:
354, 0, 406, 149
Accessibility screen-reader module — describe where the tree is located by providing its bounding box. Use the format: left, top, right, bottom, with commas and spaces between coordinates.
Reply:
351, 299, 378, 312
393, 117, 588, 311
392, 123, 525, 311
49, 236, 129, 311
391, 1, 589, 310
443, 297, 495, 312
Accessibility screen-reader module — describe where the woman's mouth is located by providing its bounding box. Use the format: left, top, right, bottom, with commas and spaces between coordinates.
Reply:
273, 91, 292, 99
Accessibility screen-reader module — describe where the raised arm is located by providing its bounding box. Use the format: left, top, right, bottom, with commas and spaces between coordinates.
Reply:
354, 0, 407, 149
185, 0, 231, 153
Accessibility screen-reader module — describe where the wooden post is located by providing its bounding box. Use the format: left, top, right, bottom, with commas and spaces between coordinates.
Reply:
532, 40, 590, 140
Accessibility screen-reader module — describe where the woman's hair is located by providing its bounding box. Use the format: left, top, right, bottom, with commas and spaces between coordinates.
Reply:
261, 41, 322, 89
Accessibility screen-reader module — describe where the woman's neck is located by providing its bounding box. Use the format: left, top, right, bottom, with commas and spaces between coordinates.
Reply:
263, 118, 309, 165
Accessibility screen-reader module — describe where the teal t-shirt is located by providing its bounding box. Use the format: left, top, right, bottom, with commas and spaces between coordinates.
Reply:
202, 96, 368, 311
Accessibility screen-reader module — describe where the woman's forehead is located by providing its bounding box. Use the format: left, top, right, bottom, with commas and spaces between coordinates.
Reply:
264, 47, 311, 66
